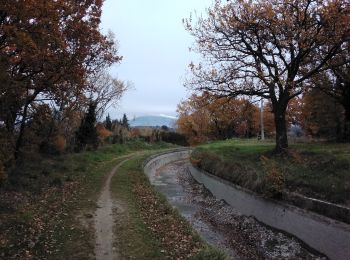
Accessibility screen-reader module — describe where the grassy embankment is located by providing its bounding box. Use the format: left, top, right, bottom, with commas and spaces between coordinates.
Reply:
0, 140, 226, 259
191, 139, 350, 205
0, 140, 173, 259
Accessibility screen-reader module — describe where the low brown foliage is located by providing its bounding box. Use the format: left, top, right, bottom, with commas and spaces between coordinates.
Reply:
133, 181, 203, 259
260, 156, 285, 197
191, 151, 285, 198
96, 123, 113, 145
52, 135, 67, 154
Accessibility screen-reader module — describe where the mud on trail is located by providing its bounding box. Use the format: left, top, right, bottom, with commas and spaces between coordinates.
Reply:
94, 156, 134, 260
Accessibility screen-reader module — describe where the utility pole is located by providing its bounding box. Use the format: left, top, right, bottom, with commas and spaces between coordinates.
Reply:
260, 98, 265, 140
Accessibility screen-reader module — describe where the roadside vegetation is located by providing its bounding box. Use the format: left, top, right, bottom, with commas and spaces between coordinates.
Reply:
0, 139, 227, 259
0, 140, 175, 259
191, 139, 350, 206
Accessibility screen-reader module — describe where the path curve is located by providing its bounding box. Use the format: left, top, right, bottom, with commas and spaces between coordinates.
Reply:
94, 155, 133, 260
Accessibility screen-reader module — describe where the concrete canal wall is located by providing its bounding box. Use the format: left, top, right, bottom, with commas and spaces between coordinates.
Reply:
143, 149, 191, 181
144, 150, 350, 260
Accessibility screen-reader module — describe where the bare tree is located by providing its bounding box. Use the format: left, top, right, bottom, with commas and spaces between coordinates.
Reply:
86, 71, 131, 119
185, 0, 350, 152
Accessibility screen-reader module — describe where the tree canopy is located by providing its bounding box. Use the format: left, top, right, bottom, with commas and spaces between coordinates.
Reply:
0, 0, 125, 163
314, 43, 350, 140
185, 0, 350, 152
177, 93, 276, 144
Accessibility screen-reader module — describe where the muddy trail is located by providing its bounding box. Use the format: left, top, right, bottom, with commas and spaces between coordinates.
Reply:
94, 156, 133, 260
153, 160, 326, 260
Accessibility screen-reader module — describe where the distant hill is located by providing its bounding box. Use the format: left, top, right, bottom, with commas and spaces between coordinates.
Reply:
129, 115, 177, 128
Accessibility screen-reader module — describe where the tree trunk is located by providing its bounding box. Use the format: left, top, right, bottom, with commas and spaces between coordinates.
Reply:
14, 89, 40, 160
343, 103, 350, 141
14, 103, 29, 160
273, 106, 288, 153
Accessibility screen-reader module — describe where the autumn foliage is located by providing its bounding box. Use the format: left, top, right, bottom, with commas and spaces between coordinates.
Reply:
96, 124, 113, 141
177, 88, 347, 144
301, 88, 345, 139
0, 0, 126, 168
177, 93, 276, 145
185, 0, 350, 151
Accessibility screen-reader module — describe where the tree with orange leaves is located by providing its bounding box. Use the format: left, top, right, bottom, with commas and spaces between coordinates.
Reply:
177, 95, 211, 144
301, 88, 344, 139
177, 93, 264, 144
0, 0, 121, 160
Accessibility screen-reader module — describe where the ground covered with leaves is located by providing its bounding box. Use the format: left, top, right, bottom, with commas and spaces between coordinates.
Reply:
191, 139, 350, 206
0, 140, 176, 259
111, 155, 226, 259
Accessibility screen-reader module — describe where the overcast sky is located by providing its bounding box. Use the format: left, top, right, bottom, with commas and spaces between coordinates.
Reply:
100, 0, 213, 120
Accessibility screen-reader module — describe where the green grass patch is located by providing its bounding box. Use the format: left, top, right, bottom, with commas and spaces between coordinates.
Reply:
192, 139, 350, 205
111, 156, 165, 259
0, 140, 176, 259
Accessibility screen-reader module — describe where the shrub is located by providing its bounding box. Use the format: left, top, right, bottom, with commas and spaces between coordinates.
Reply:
39, 135, 67, 155
260, 155, 285, 197
161, 131, 189, 146
96, 123, 113, 144
52, 135, 66, 154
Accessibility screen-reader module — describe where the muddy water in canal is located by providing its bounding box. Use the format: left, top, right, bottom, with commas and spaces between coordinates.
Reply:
153, 160, 325, 260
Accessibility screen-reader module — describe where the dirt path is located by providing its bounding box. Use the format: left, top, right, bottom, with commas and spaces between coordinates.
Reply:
94, 156, 133, 260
